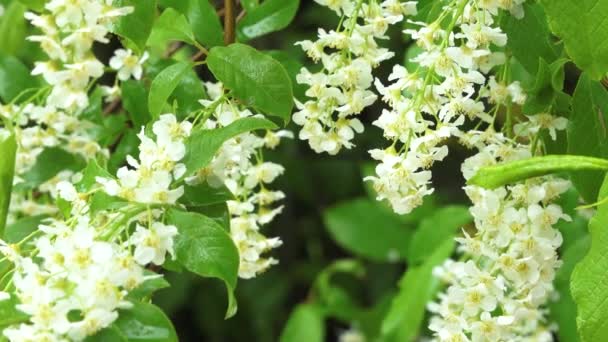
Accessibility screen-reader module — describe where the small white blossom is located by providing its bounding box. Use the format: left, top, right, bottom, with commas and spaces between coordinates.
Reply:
109, 49, 149, 81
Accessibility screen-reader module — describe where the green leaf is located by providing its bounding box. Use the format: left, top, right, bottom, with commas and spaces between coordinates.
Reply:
522, 58, 569, 114
183, 0, 224, 48
147, 8, 196, 46
0, 54, 40, 103
207, 44, 294, 122
240, 0, 259, 11
85, 326, 127, 342
568, 73, 608, 203
81, 87, 103, 124
0, 2, 27, 56
323, 198, 413, 262
0, 295, 29, 328
188, 202, 231, 231
549, 236, 589, 342
108, 130, 139, 174
17, 0, 45, 11
112, 302, 178, 342
571, 174, 608, 342
408, 206, 470, 265
112, 0, 157, 53
313, 260, 365, 321
166, 208, 240, 317
18, 148, 85, 190
237, 0, 300, 41
501, 3, 559, 74
265, 50, 306, 101
280, 304, 325, 342
77, 160, 114, 193
168, 67, 206, 120
122, 80, 151, 128
381, 239, 454, 341
4, 215, 46, 244
148, 61, 192, 120
183, 116, 277, 174
180, 182, 234, 207
539, 0, 608, 79
0, 132, 16, 234
468, 155, 608, 189
128, 273, 171, 301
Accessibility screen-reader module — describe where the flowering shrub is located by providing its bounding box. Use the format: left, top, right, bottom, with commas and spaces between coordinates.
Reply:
0, 0, 607, 341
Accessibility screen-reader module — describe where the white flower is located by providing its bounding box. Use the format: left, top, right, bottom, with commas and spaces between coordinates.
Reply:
130, 223, 178, 266
109, 49, 149, 81
56, 181, 79, 201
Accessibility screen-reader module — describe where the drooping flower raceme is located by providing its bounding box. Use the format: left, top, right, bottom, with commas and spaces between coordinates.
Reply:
1, 114, 187, 341
26, 0, 133, 111
186, 82, 291, 279
366, 0, 526, 215
293, 0, 416, 155
7, 0, 133, 223
96, 114, 191, 205
428, 129, 570, 341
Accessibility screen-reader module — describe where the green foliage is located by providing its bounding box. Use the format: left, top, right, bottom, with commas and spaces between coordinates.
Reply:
148, 61, 192, 120
407, 206, 470, 265
312, 260, 365, 321
237, 0, 300, 41
280, 304, 325, 342
77, 160, 114, 192
571, 174, 608, 342
521, 58, 570, 114
468, 155, 608, 189
241, 0, 260, 11
540, 0, 608, 79
323, 198, 413, 262
180, 182, 234, 207
0, 54, 40, 103
183, 117, 277, 174
128, 275, 171, 302
4, 215, 46, 243
121, 80, 151, 128
0, 2, 27, 56
550, 236, 589, 342
164, 0, 224, 48
112, 0, 157, 53
166, 209, 240, 317
501, 3, 559, 75
0, 132, 16, 234
0, 295, 29, 330
17, 0, 44, 10
107, 301, 178, 341
568, 73, 608, 203
148, 8, 196, 46
18, 147, 85, 190
207, 44, 294, 122
381, 240, 454, 341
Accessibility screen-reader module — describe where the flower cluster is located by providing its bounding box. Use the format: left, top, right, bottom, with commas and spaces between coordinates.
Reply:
7, 0, 133, 223
1, 114, 186, 341
428, 129, 570, 341
186, 82, 291, 279
96, 114, 191, 205
25, 0, 132, 111
366, 0, 528, 215
293, 0, 416, 154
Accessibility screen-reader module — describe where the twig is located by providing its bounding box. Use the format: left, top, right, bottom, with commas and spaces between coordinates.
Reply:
103, 99, 121, 115
224, 0, 236, 44
164, 42, 184, 58
191, 48, 208, 62
236, 9, 246, 22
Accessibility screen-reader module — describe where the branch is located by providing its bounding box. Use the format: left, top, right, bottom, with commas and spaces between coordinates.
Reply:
224, 0, 236, 45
